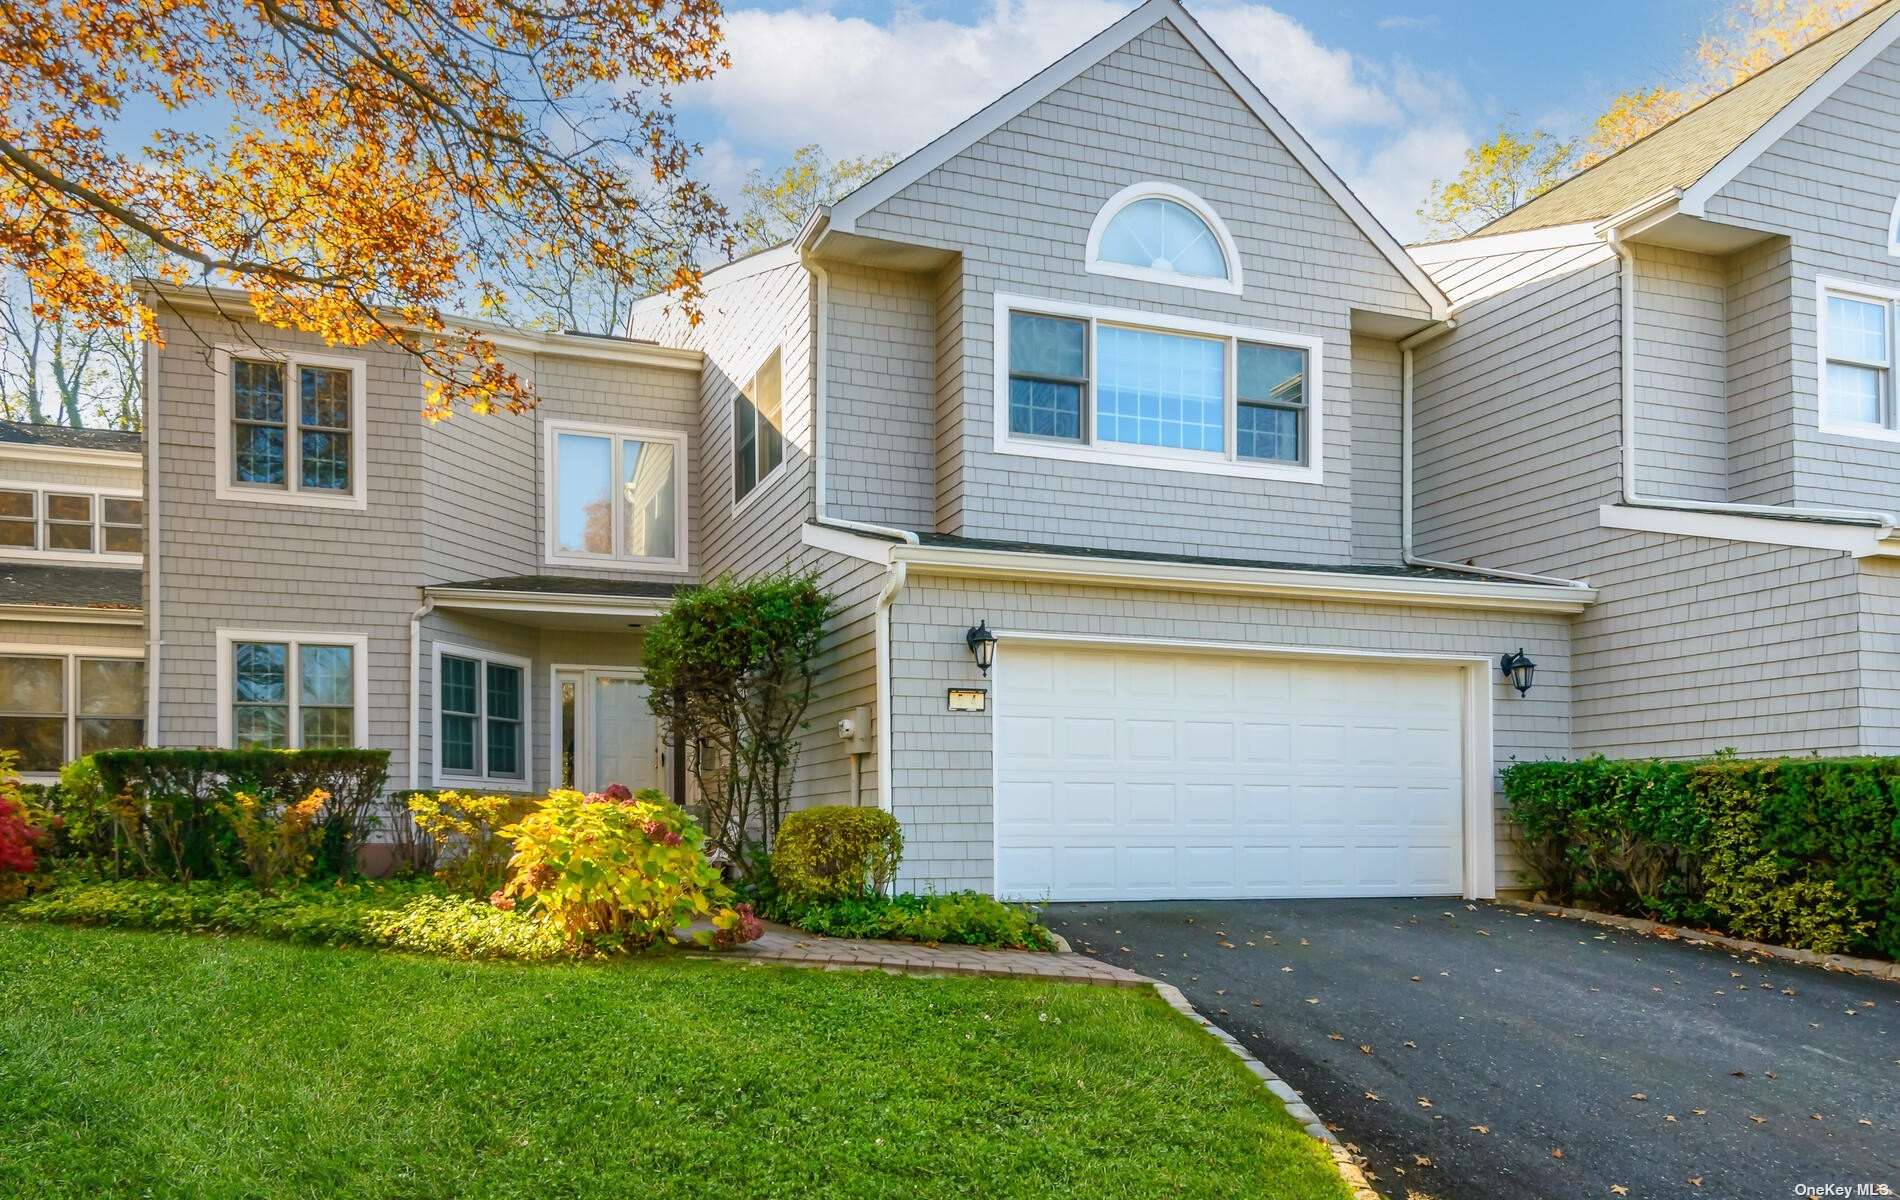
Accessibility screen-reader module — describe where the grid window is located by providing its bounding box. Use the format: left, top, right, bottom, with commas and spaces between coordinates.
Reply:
1095, 325, 1225, 452
228, 637, 354, 750
233, 359, 289, 486
0, 490, 34, 548
437, 650, 525, 782
1824, 291, 1894, 429
0, 655, 67, 772
44, 493, 93, 551
299, 366, 352, 490
1236, 342, 1307, 464
101, 497, 143, 554
226, 353, 357, 500
1008, 312, 1087, 440
0, 654, 145, 771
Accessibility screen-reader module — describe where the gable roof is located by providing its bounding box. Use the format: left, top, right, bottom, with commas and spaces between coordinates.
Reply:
1485, 0, 1900, 235
811, 0, 1448, 317
0, 419, 141, 454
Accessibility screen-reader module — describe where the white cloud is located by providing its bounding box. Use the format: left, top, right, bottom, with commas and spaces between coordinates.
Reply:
1377, 14, 1440, 33
1322, 123, 1472, 243
1194, 2, 1398, 128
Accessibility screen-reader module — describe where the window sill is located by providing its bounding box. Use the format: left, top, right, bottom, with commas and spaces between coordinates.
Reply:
433, 773, 532, 792
1817, 420, 1900, 445
542, 552, 692, 574
214, 479, 368, 511
992, 435, 1322, 484
0, 548, 142, 566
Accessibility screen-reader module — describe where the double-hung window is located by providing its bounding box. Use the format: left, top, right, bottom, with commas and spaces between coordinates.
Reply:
216, 348, 366, 507
435, 645, 528, 786
998, 296, 1321, 478
1821, 282, 1900, 435
0, 487, 143, 558
219, 631, 364, 750
733, 349, 784, 504
547, 420, 686, 569
0, 652, 145, 773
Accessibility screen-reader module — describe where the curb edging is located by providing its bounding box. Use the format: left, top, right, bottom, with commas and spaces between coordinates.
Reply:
1500, 900, 1900, 982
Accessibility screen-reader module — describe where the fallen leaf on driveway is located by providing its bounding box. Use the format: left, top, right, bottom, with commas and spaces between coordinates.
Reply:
1329, 1032, 1344, 1041
1749, 1116, 1766, 1125
1411, 975, 1422, 982
1305, 997, 1319, 1005
1413, 1154, 1434, 1167
1281, 966, 1294, 973
1611, 1187, 1629, 1196
1664, 1115, 1677, 1123
1365, 1092, 1382, 1102
1691, 1109, 1706, 1116
1469, 1125, 1489, 1134
1416, 1097, 1433, 1108
1250, 999, 1260, 1007
1688, 1178, 1703, 1188
1360, 1044, 1374, 1055
1631, 1093, 1648, 1101
1299, 937, 1309, 945
1860, 1119, 1874, 1126
1404, 1040, 1418, 1049
1551, 1148, 1564, 1159
1811, 1114, 1824, 1121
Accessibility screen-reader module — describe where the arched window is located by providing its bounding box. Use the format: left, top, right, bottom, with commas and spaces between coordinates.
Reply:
1086, 183, 1241, 294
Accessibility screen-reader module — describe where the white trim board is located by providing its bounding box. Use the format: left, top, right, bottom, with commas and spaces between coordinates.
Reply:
1084, 181, 1245, 296
818, 0, 1448, 319
541, 417, 692, 574
213, 628, 370, 750
211, 345, 370, 511
430, 640, 534, 791
0, 603, 143, 625
1599, 502, 1900, 557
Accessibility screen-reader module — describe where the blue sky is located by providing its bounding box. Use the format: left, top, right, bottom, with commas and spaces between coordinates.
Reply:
669, 0, 1715, 240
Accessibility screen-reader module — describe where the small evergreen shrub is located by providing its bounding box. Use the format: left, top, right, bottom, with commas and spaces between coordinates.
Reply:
772, 805, 902, 904
773, 891, 1055, 952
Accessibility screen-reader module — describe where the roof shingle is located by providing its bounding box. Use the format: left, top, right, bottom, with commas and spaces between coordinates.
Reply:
0, 420, 141, 454
0, 562, 142, 610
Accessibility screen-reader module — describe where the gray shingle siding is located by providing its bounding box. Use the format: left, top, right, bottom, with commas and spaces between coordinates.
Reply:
1349, 335, 1403, 563
1632, 245, 1730, 502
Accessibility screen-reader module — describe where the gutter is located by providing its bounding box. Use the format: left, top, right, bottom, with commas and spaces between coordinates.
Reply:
1602, 224, 1899, 535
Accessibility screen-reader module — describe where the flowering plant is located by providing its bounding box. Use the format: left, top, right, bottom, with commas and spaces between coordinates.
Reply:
1, 752, 45, 897
217, 788, 328, 893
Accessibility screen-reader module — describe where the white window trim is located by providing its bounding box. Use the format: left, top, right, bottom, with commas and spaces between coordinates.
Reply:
212, 345, 369, 511
542, 418, 690, 573
214, 629, 369, 750
0, 481, 143, 565
431, 640, 533, 789
547, 662, 658, 794
991, 292, 1324, 483
0, 643, 145, 780
1084, 181, 1244, 296
1889, 192, 1900, 259
1816, 275, 1900, 442
732, 346, 791, 516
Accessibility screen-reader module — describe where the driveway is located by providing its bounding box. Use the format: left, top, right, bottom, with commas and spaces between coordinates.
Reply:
1045, 899, 1899, 1200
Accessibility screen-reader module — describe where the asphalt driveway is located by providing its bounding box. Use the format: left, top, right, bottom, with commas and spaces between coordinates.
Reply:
1045, 899, 1899, 1200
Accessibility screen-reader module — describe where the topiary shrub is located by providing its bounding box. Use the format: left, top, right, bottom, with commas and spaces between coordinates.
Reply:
772, 805, 902, 904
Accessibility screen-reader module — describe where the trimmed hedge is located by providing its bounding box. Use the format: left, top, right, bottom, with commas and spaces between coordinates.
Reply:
1503, 755, 1900, 960
772, 805, 902, 904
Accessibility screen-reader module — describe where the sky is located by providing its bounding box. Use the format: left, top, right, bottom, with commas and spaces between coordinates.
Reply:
669, 0, 1716, 241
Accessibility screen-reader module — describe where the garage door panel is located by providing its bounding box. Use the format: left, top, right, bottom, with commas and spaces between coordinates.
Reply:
997, 645, 1467, 901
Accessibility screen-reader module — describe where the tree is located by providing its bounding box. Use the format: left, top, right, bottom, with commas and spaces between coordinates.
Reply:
0, 0, 733, 420
0, 272, 142, 430
1415, 128, 1577, 239
641, 573, 833, 879
736, 145, 898, 254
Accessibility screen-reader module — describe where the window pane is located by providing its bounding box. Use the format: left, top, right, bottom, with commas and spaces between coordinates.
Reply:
485, 663, 521, 722
1825, 363, 1884, 425
1099, 197, 1227, 279
103, 497, 142, 526
46, 494, 90, 523
1096, 325, 1225, 452
1008, 378, 1083, 439
440, 655, 478, 717
554, 432, 613, 555
1009, 312, 1086, 378
234, 642, 287, 703
299, 644, 353, 707
45, 521, 92, 552
301, 706, 354, 749
234, 703, 288, 750
1827, 295, 1889, 363
234, 424, 287, 485
0, 656, 63, 713
78, 659, 144, 717
103, 525, 142, 554
300, 430, 351, 491
0, 716, 66, 771
622, 439, 677, 559
0, 518, 32, 548
233, 360, 286, 422
733, 392, 758, 499
300, 366, 351, 428
441, 713, 476, 773
1238, 343, 1305, 407
79, 717, 143, 755
486, 718, 520, 777
752, 353, 784, 481
0, 490, 31, 519
1238, 404, 1302, 463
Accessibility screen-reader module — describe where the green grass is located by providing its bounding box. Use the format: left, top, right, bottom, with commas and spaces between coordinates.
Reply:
0, 924, 1349, 1200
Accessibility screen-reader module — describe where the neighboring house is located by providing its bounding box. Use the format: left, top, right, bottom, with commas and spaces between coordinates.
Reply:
5, 0, 1897, 903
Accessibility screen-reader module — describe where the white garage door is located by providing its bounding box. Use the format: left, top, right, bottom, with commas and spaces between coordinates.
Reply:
995, 644, 1466, 901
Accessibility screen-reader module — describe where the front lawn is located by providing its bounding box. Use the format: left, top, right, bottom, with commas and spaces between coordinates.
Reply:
0, 925, 1350, 1199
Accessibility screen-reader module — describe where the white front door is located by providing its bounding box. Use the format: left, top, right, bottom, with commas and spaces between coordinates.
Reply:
995, 644, 1467, 902
555, 669, 664, 795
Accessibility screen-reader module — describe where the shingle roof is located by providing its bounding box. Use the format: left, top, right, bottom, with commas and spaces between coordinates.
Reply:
433, 575, 682, 599
0, 420, 141, 454
1482, 0, 1900, 235
0, 563, 142, 610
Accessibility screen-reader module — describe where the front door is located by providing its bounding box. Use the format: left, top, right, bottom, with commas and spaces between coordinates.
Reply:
555, 669, 665, 796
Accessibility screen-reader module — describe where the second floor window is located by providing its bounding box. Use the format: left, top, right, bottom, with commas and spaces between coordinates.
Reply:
0, 487, 142, 558
547, 421, 685, 569
215, 348, 366, 509
1823, 286, 1897, 433
734, 349, 784, 504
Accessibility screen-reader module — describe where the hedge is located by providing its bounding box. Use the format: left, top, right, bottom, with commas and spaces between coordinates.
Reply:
89, 748, 390, 880
1503, 755, 1900, 960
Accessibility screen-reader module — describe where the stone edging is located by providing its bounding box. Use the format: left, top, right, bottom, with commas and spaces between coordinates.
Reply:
1501, 899, 1900, 982
1148, 982, 1381, 1200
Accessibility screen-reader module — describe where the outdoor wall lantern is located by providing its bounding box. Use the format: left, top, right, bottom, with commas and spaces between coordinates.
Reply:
1499, 648, 1536, 696
965, 621, 997, 676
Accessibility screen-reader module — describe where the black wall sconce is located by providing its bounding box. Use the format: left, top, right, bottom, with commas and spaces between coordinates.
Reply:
965, 621, 997, 675
1498, 648, 1536, 696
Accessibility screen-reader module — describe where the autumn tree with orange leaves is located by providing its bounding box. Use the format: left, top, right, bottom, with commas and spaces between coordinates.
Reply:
0, 0, 732, 419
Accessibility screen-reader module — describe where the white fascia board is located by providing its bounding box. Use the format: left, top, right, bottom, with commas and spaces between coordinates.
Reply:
1681, 7, 1900, 215
889, 544, 1595, 613
1600, 502, 1900, 557
0, 603, 143, 625
0, 444, 142, 470
800, 521, 898, 564
422, 587, 671, 618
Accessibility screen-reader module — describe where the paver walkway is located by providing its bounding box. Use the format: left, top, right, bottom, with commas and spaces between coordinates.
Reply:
712, 923, 1148, 985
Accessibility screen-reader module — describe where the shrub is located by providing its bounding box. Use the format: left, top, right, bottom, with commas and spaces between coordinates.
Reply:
772, 805, 902, 904
1503, 754, 1900, 959
218, 789, 328, 894
501, 788, 756, 951
405, 789, 537, 895
1, 753, 44, 895
773, 891, 1055, 951
46, 756, 115, 868
358, 894, 570, 960
642, 572, 833, 877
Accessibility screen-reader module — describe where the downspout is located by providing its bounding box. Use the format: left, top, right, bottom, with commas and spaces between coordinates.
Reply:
1400, 322, 1594, 588
142, 333, 162, 745
407, 598, 434, 790
872, 560, 906, 814
1605, 227, 1899, 533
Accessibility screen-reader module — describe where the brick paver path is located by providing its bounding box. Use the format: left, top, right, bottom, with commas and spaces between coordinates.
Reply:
710, 924, 1148, 986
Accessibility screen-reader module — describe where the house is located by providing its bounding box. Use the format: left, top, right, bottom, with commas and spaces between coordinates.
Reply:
4, 0, 1897, 902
